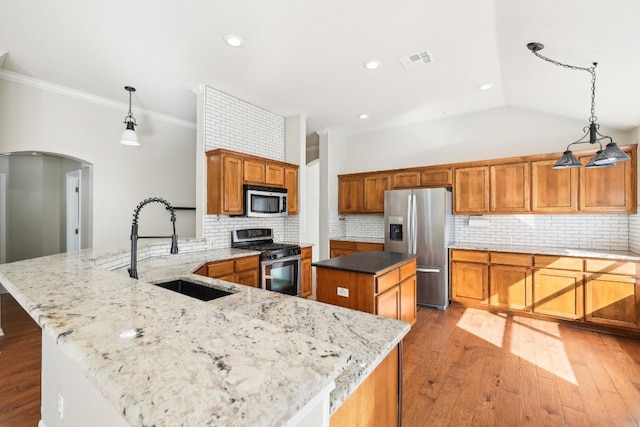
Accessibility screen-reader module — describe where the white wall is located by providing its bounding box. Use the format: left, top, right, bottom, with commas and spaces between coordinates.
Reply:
343, 106, 636, 173
0, 78, 196, 250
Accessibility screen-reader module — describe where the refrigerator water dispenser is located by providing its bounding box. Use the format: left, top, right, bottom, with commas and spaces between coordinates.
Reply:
388, 216, 403, 241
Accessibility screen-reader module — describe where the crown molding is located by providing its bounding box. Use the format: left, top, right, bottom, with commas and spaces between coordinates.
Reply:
0, 69, 196, 129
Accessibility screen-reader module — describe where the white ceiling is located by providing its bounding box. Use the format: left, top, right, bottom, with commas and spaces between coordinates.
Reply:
1, 0, 640, 137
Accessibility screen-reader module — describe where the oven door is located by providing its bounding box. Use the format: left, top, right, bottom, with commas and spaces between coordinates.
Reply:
261, 255, 301, 296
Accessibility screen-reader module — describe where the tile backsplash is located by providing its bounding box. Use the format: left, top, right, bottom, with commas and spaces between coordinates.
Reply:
337, 210, 638, 253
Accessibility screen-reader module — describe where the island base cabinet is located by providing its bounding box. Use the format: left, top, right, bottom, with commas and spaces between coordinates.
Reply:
42, 332, 130, 427
376, 285, 400, 321
585, 274, 639, 329
331, 345, 400, 427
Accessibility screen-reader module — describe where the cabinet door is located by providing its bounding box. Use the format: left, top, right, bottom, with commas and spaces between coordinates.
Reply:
579, 148, 636, 213
489, 265, 532, 311
533, 269, 583, 319
338, 176, 364, 213
585, 273, 638, 329
376, 285, 400, 321
490, 162, 530, 212
450, 261, 488, 304
285, 167, 298, 214
235, 270, 259, 288
206, 260, 235, 278
399, 276, 417, 325
421, 168, 452, 187
243, 159, 265, 184
301, 257, 312, 298
454, 166, 490, 214
222, 156, 244, 214
392, 171, 420, 189
265, 164, 285, 187
531, 159, 578, 212
363, 174, 390, 213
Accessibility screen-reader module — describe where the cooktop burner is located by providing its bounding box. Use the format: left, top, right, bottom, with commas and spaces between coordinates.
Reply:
231, 228, 301, 260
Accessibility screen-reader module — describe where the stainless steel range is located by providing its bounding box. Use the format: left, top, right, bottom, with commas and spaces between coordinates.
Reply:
231, 228, 301, 296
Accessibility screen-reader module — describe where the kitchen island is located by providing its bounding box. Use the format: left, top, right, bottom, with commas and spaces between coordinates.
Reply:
314, 251, 418, 325
0, 241, 410, 427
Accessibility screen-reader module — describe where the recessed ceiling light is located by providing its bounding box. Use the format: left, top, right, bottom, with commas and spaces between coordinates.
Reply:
223, 34, 244, 48
357, 113, 370, 119
478, 83, 494, 91
363, 60, 381, 70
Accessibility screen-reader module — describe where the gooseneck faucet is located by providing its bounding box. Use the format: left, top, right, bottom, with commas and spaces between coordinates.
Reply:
129, 197, 178, 279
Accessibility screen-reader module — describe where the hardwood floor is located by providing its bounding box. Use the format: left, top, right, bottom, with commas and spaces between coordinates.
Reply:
403, 305, 640, 427
0, 294, 41, 427
1, 293, 640, 427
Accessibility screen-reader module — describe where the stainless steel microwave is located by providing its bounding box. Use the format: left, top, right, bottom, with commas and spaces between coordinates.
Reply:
243, 185, 288, 217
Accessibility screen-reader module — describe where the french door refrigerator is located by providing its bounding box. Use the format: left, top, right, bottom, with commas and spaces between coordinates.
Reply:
384, 188, 453, 309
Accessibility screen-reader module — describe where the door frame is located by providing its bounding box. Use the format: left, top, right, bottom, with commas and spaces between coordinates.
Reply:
0, 173, 6, 264
66, 170, 81, 252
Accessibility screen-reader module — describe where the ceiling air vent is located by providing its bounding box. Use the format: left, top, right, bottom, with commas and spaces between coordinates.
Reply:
398, 49, 434, 70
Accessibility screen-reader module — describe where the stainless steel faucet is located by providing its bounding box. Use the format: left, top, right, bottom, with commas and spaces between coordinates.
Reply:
128, 197, 178, 279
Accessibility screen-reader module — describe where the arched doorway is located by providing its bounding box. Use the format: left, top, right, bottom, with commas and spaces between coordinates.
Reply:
0, 151, 93, 263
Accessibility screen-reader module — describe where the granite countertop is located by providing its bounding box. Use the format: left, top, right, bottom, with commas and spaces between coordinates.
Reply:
0, 244, 410, 426
312, 250, 417, 274
449, 242, 640, 262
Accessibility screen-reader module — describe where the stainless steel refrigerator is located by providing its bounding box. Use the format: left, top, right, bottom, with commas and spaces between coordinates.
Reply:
384, 188, 453, 309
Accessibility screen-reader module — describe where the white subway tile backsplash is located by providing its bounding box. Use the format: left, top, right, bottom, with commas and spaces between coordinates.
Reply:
202, 86, 294, 247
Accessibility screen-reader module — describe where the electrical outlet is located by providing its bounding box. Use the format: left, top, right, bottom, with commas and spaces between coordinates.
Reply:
337, 287, 349, 297
57, 392, 64, 419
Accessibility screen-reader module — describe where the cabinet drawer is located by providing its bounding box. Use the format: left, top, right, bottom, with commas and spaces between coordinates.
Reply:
235, 255, 259, 272
399, 259, 416, 281
355, 242, 384, 252
206, 260, 235, 277
490, 252, 532, 267
451, 249, 489, 263
330, 241, 356, 251
534, 256, 583, 271
584, 259, 638, 276
377, 269, 400, 294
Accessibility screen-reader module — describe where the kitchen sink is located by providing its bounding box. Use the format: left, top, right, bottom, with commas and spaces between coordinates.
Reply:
154, 280, 233, 301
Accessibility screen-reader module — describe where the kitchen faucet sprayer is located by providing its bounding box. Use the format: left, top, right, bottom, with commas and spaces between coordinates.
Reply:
128, 197, 178, 279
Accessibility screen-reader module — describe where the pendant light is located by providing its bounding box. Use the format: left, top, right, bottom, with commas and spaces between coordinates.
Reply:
120, 86, 139, 146
526, 43, 630, 169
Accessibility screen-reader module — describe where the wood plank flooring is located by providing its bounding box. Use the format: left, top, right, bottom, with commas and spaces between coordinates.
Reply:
1, 293, 640, 426
0, 294, 41, 427
403, 305, 640, 427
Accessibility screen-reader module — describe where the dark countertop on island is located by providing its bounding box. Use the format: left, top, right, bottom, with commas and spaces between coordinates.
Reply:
312, 251, 417, 274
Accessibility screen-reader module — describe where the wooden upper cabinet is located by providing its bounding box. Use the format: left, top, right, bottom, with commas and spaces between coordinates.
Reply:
285, 166, 298, 214
578, 146, 636, 213
266, 164, 285, 187
421, 168, 452, 187
454, 166, 490, 214
531, 159, 578, 212
490, 162, 530, 213
338, 176, 364, 213
207, 151, 244, 215
243, 159, 265, 184
392, 171, 420, 189
363, 174, 390, 213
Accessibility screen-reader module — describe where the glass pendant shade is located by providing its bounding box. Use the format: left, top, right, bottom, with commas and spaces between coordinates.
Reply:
552, 150, 581, 169
120, 121, 139, 146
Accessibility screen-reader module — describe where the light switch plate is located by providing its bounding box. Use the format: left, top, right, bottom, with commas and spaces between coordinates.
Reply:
337, 287, 349, 297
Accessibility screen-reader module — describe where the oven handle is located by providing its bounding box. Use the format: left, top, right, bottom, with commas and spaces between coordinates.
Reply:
261, 254, 302, 265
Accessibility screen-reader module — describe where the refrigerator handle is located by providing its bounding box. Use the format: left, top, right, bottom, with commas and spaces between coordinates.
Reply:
407, 195, 413, 253
411, 194, 417, 253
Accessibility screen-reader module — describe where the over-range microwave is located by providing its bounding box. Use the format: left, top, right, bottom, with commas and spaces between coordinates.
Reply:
243, 185, 288, 217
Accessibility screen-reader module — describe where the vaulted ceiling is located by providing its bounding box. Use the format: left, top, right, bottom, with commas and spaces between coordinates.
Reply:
1, 0, 639, 136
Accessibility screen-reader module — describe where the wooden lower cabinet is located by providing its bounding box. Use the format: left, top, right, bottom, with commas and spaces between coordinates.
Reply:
331, 345, 400, 427
489, 265, 532, 311
329, 240, 384, 258
195, 255, 260, 288
399, 276, 417, 324
450, 261, 488, 304
533, 269, 583, 320
301, 246, 312, 298
376, 285, 400, 321
585, 273, 639, 329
